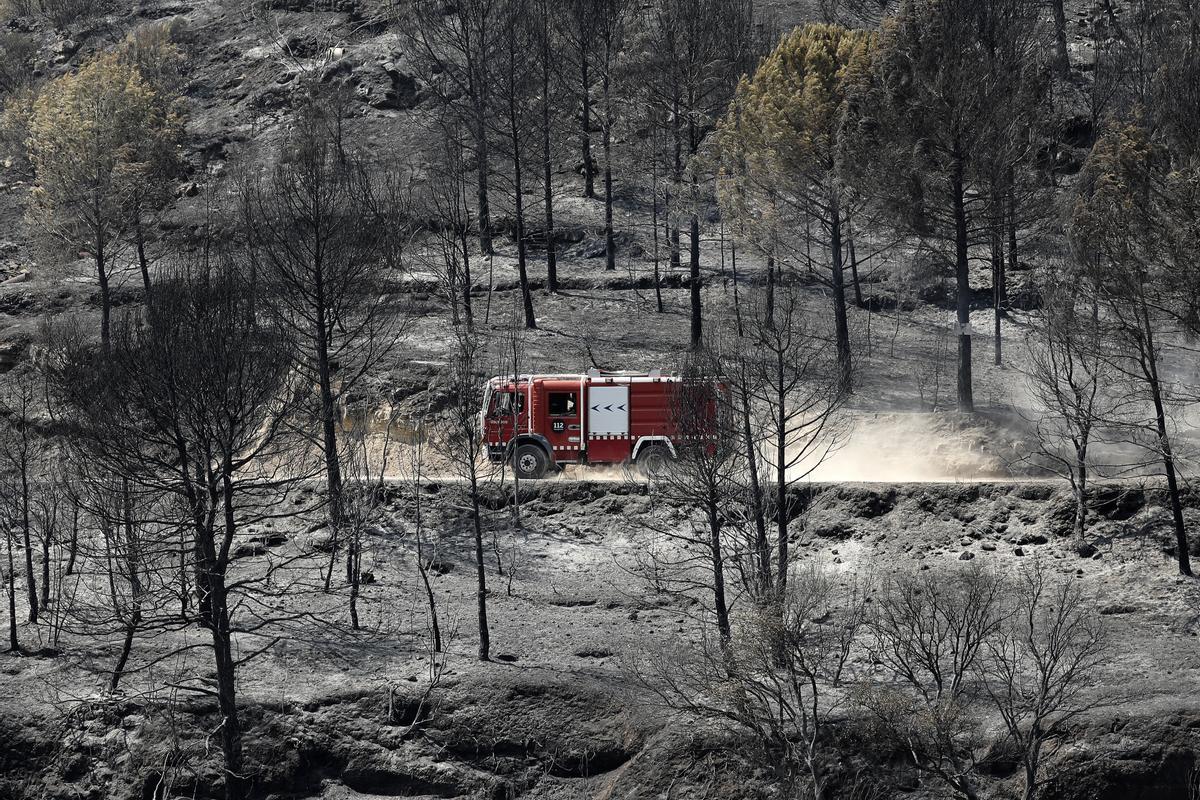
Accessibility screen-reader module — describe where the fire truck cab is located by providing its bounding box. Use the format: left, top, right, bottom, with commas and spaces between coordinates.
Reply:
481, 369, 684, 479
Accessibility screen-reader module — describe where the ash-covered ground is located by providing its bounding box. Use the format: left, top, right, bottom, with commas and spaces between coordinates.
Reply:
4, 480, 1200, 799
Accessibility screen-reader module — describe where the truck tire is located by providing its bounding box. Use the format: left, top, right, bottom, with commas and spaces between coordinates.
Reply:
636, 443, 673, 478
512, 442, 550, 480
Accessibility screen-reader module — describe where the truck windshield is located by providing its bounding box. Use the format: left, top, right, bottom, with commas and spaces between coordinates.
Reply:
491, 391, 524, 417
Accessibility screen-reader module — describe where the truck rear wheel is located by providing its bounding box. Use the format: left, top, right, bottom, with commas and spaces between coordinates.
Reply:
512, 443, 550, 480
636, 443, 673, 478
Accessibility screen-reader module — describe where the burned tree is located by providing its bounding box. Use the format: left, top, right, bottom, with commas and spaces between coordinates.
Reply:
1071, 121, 1200, 576
50, 261, 301, 800
418, 115, 477, 329
241, 105, 406, 589
492, 0, 538, 328
438, 323, 492, 662
558, 0, 601, 200
982, 561, 1109, 800
635, 563, 872, 800
864, 564, 1006, 800
0, 367, 42, 625
846, 0, 1052, 411
740, 284, 847, 594
593, 0, 630, 273
404, 0, 504, 255
636, 349, 741, 640
642, 0, 755, 345
1068, 3, 1200, 576
1023, 270, 1114, 553
62, 471, 179, 692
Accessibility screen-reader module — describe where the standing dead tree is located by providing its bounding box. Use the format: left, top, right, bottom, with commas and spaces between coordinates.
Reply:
1023, 269, 1115, 554
1068, 4, 1200, 575
0, 367, 42, 626
417, 115, 476, 329
981, 560, 1110, 800
740, 285, 847, 595
49, 260, 304, 800
635, 348, 742, 640
557, 0, 600, 200
530, 0, 563, 292
862, 564, 1005, 800
594, 0, 629, 274
403, 0, 503, 255
398, 399, 442, 653
62, 472, 179, 692
845, 0, 1053, 411
241, 104, 408, 590
491, 0, 538, 328
1, 472, 17, 652
438, 323, 492, 662
640, 0, 755, 346
634, 563, 872, 800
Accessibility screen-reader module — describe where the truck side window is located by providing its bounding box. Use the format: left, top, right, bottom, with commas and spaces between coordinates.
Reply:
548, 392, 577, 416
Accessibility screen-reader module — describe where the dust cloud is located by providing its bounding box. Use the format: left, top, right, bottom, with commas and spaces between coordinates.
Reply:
802, 412, 1020, 483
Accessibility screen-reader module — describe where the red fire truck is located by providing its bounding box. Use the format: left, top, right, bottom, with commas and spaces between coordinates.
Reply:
481, 369, 695, 479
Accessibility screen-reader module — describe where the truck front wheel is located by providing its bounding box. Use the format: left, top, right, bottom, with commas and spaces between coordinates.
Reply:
512, 443, 550, 480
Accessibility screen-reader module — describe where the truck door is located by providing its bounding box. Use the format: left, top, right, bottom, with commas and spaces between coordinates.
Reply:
486, 388, 524, 450
545, 387, 582, 462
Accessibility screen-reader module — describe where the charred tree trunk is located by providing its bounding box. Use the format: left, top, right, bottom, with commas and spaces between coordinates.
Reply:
508, 86, 537, 329
580, 54, 596, 199
136, 220, 151, 295
830, 204, 851, 393
20, 465, 35, 623
707, 498, 730, 641
1005, 178, 1015, 318
315, 304, 344, 591
742, 389, 769, 595
469, 469, 491, 661
689, 214, 702, 347
952, 153, 974, 413
602, 68, 616, 273
541, 57, 558, 293
775, 365, 788, 594
111, 606, 140, 692
111, 485, 143, 692
991, 183, 1005, 367
766, 255, 776, 329
732, 239, 744, 337
211, 587, 243, 800
1051, 0, 1070, 80
65, 505, 78, 576
189, 477, 245, 800
5, 528, 17, 652
475, 105, 494, 256
415, 498, 442, 652
652, 158, 664, 314
97, 248, 111, 355
1073, 451, 1088, 545
459, 219, 474, 327
688, 117, 702, 348
349, 524, 361, 630
1142, 299, 1191, 576
669, 95, 683, 273
38, 515, 49, 610
848, 235, 863, 308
